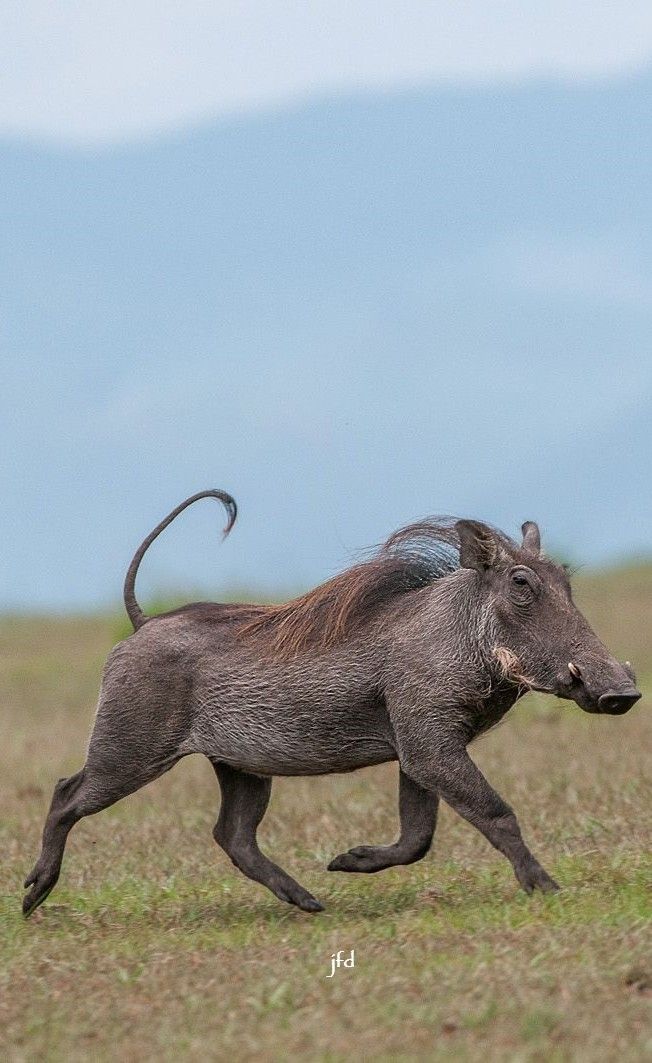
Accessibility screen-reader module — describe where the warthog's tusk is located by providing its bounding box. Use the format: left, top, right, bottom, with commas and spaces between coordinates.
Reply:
568, 661, 582, 680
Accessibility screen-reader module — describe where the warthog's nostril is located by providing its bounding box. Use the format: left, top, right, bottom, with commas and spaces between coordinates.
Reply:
598, 689, 641, 715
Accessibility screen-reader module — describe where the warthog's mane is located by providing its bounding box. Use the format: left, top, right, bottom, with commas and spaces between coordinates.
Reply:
239, 517, 516, 657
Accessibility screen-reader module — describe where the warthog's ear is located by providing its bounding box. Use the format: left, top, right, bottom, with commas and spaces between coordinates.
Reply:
455, 520, 499, 573
521, 520, 541, 555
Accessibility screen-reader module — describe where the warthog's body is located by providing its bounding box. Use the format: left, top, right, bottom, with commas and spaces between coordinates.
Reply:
24, 491, 641, 916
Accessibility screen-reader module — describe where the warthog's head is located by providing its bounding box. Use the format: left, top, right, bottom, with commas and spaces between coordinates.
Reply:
456, 519, 641, 715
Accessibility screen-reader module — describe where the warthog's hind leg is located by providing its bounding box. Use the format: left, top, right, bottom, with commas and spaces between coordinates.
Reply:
23, 771, 86, 916
211, 761, 323, 913
23, 752, 178, 917
327, 769, 439, 873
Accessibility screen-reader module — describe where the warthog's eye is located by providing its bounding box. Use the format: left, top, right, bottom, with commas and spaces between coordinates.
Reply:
508, 567, 538, 601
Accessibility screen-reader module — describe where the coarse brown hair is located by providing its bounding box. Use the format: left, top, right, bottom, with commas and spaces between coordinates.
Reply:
238, 517, 514, 657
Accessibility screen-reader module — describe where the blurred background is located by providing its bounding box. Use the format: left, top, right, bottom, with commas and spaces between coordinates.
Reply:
2, 2, 652, 610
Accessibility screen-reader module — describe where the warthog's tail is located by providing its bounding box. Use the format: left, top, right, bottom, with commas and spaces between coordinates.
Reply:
123, 489, 237, 631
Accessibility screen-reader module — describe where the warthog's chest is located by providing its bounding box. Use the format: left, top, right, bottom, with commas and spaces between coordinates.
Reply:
470, 686, 522, 739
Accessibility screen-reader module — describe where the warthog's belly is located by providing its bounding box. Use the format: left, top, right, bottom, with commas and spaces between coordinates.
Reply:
184, 666, 396, 776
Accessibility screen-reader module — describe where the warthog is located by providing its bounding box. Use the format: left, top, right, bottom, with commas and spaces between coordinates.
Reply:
24, 490, 641, 916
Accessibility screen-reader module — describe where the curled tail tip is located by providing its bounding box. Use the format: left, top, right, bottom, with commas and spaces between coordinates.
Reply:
214, 490, 237, 538
222, 509, 237, 538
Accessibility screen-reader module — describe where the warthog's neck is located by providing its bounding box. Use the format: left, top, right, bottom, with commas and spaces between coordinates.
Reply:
380, 569, 523, 725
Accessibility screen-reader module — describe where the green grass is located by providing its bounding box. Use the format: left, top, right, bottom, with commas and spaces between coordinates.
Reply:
1, 566, 651, 1061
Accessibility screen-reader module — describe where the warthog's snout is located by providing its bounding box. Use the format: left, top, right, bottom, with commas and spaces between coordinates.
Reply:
561, 660, 641, 714
597, 688, 641, 715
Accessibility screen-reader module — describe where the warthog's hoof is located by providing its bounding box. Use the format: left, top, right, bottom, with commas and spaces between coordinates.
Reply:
327, 842, 418, 873
280, 891, 323, 913
22, 866, 57, 918
519, 865, 560, 895
297, 897, 324, 913
327, 852, 359, 873
271, 881, 324, 912
326, 846, 392, 873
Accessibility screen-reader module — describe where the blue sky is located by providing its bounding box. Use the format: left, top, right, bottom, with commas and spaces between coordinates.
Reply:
2, 6, 652, 609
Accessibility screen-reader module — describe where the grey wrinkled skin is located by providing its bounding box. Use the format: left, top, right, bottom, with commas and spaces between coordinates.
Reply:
23, 492, 641, 917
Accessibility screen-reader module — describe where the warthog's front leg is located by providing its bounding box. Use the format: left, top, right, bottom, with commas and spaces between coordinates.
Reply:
399, 737, 559, 894
327, 769, 439, 873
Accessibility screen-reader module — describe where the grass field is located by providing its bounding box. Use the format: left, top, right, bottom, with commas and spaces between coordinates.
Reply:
1, 567, 651, 1061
